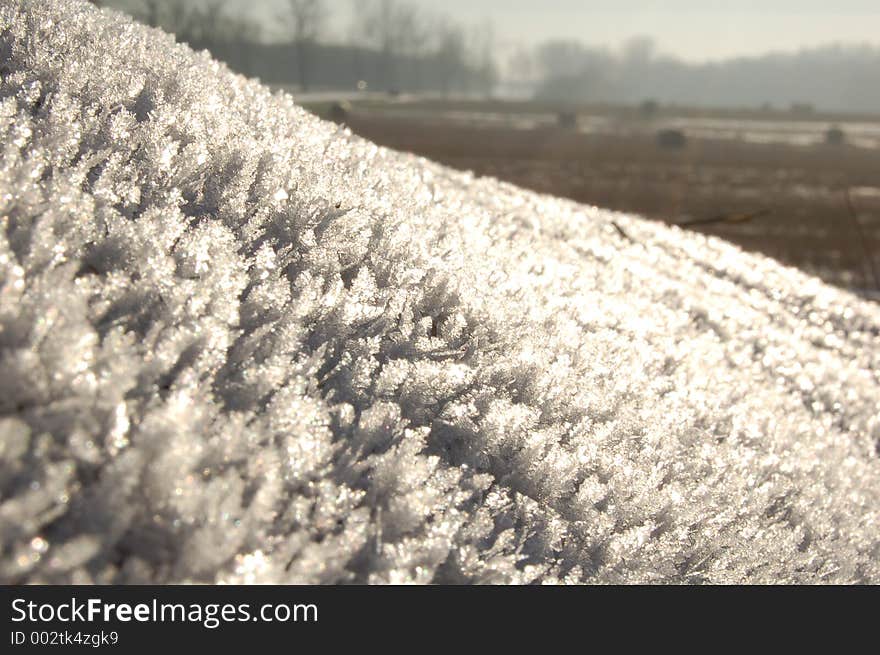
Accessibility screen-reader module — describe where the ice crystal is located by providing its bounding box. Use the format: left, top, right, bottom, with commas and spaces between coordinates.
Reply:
1, 0, 879, 584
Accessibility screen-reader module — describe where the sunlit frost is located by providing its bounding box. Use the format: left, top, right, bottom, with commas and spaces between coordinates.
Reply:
0, 0, 879, 585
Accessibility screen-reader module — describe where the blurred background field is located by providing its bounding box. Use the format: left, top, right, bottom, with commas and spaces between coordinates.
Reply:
307, 97, 880, 297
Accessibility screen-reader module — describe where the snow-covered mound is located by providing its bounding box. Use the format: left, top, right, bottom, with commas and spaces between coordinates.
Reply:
1, 0, 879, 584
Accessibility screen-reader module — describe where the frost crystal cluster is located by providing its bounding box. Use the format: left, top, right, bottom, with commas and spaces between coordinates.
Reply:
1, 0, 880, 584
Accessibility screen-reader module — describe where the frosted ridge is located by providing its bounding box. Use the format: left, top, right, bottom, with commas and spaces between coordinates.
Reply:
1, 0, 879, 584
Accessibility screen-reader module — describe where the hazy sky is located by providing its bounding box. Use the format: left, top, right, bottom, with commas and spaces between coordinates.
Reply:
251, 0, 880, 61
141, 0, 878, 62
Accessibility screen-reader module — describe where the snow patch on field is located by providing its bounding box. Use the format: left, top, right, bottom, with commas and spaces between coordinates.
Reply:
1, 0, 879, 583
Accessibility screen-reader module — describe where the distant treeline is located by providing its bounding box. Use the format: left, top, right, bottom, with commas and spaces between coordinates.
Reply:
529, 38, 880, 112
208, 41, 494, 94
90, 1, 880, 111
90, 0, 497, 95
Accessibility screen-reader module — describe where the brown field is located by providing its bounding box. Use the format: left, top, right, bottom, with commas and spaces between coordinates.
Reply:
309, 101, 880, 298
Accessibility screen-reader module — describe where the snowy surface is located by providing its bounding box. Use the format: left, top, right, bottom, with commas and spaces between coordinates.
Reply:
1, 0, 880, 584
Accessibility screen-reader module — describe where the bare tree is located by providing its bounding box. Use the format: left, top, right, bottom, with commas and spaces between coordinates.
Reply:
125, 1, 260, 48
357, 0, 418, 92
535, 40, 588, 79
468, 20, 498, 96
622, 35, 656, 65
284, 0, 326, 92
347, 0, 494, 95
395, 4, 428, 92
433, 19, 466, 97
507, 46, 536, 83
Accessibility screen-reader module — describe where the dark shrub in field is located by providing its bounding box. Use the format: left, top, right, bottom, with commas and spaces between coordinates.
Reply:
556, 111, 577, 129
329, 101, 351, 124
657, 128, 687, 149
825, 125, 846, 145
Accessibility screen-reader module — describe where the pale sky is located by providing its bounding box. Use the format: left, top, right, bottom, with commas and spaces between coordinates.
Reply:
215, 1, 880, 62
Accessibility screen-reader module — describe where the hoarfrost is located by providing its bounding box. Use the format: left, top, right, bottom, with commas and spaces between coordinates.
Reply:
1, 0, 879, 584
